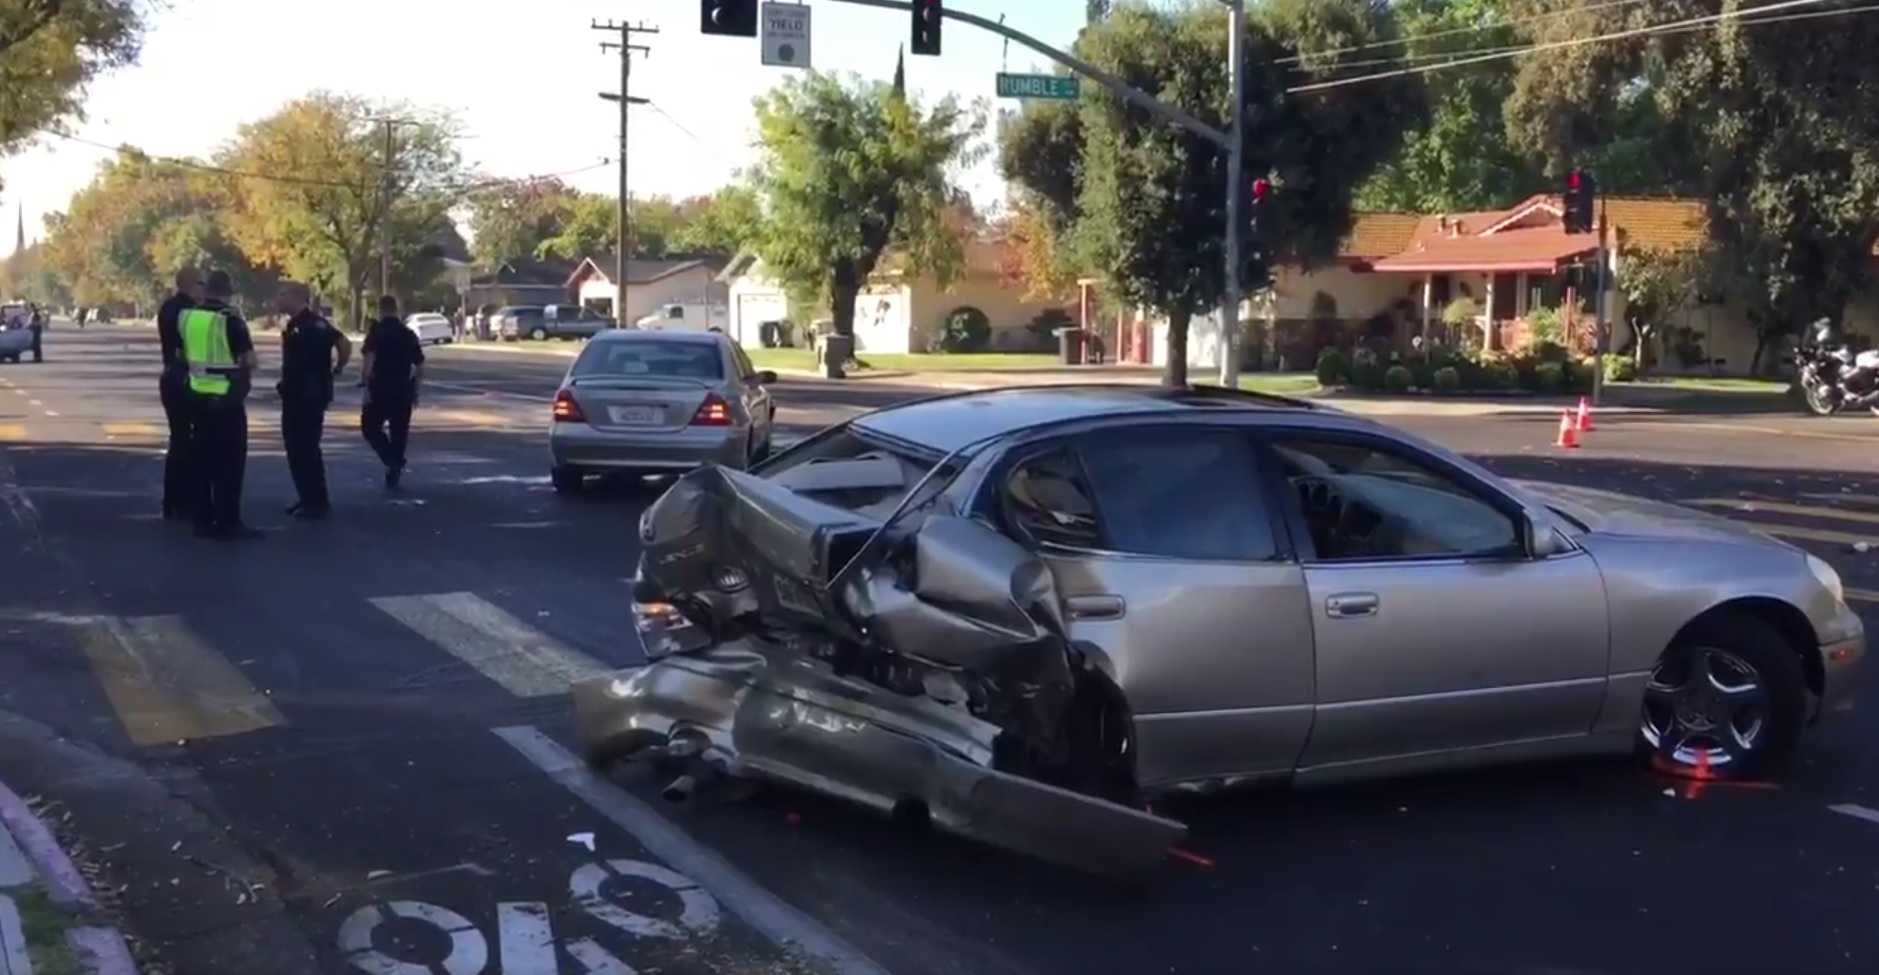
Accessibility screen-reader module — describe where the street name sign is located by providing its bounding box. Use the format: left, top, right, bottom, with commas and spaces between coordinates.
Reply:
761, 2, 811, 70
996, 73, 1079, 100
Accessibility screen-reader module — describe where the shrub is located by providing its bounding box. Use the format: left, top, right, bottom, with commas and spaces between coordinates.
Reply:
1315, 347, 1348, 386
1025, 308, 1075, 351
1433, 366, 1461, 391
1351, 360, 1386, 390
1534, 361, 1565, 392
1602, 353, 1638, 382
1441, 297, 1478, 330
1525, 306, 1563, 348
1411, 361, 1436, 390
1471, 353, 1520, 390
1530, 339, 1570, 363
1384, 364, 1413, 392
939, 306, 991, 353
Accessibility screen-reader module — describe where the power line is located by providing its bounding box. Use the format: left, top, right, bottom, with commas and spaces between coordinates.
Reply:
1287, 0, 1840, 94
1276, 0, 1655, 65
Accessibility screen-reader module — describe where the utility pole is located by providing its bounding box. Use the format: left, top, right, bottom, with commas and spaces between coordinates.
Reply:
370, 117, 418, 303
1218, 0, 1245, 389
594, 19, 657, 327
1592, 199, 1610, 407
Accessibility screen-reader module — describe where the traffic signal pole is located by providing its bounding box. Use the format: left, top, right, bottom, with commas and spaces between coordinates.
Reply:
1592, 201, 1609, 407
1219, 0, 1246, 389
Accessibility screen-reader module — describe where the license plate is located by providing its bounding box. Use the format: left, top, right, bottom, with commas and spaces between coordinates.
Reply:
609, 405, 661, 424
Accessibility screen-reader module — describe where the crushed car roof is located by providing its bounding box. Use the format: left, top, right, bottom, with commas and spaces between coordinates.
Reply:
851, 384, 1313, 454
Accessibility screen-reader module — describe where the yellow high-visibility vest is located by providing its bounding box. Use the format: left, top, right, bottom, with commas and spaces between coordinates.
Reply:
180, 309, 235, 396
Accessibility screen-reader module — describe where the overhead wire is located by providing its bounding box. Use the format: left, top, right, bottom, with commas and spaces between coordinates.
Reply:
1276, 0, 1656, 65
1286, 0, 1841, 94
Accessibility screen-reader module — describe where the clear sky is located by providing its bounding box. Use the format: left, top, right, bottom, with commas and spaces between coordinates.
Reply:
0, 0, 1091, 259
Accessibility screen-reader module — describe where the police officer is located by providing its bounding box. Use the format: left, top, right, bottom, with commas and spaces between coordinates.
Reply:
180, 270, 260, 540
361, 294, 424, 490
156, 268, 200, 520
275, 282, 352, 519
27, 303, 44, 363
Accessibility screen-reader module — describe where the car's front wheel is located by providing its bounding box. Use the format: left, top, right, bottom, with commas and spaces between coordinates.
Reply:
1639, 612, 1805, 779
551, 466, 585, 495
530, 327, 548, 341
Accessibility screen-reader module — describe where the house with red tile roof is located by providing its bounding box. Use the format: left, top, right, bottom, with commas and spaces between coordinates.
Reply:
1141, 193, 1799, 375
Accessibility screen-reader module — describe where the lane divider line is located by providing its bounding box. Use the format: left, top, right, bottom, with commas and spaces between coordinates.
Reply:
369, 592, 610, 698
494, 725, 891, 975
77, 615, 285, 747
1828, 803, 1879, 825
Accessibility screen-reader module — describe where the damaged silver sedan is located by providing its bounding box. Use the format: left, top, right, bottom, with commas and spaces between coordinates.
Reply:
575, 385, 1865, 876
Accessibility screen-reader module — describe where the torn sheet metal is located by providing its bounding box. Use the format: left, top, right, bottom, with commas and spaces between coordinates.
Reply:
586, 464, 1186, 877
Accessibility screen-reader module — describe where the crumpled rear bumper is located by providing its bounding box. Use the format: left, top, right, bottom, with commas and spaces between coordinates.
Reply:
573, 639, 1187, 878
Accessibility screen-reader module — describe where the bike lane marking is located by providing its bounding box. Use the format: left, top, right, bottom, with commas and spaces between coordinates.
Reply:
493, 724, 892, 975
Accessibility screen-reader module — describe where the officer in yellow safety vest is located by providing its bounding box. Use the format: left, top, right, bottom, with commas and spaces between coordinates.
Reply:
179, 270, 261, 540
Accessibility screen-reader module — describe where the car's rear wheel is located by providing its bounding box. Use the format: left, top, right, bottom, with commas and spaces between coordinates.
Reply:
530, 327, 548, 341
1639, 612, 1805, 779
551, 466, 585, 495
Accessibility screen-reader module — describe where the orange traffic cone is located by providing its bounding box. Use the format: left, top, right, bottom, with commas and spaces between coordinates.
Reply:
1555, 410, 1580, 449
1574, 395, 1595, 432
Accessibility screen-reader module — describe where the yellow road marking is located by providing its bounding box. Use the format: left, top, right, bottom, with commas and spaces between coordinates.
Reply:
425, 408, 518, 427
0, 424, 23, 441
1685, 497, 1879, 527
100, 422, 163, 437
1656, 420, 1879, 445
79, 615, 284, 746
1846, 588, 1879, 605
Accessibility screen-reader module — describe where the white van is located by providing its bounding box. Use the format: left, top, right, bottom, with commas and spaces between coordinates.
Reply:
633, 303, 727, 333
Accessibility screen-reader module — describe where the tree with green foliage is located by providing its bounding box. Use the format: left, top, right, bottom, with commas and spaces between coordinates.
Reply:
1354, 0, 1540, 211
748, 72, 982, 351
219, 94, 465, 329
1001, 0, 1422, 385
669, 185, 762, 255
535, 192, 617, 263
0, 241, 70, 308
1617, 244, 1705, 375
1502, 0, 1878, 374
0, 0, 143, 183
466, 179, 581, 266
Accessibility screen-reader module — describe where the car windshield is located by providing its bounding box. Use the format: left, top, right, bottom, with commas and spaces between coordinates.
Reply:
572, 340, 723, 380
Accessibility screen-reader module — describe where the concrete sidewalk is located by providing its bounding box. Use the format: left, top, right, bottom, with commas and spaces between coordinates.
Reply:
0, 778, 135, 975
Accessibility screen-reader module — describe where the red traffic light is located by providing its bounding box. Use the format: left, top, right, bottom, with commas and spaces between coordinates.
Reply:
1567, 169, 1581, 190
1251, 178, 1271, 202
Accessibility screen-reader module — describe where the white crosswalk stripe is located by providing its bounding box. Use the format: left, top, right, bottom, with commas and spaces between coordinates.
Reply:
369, 591, 611, 698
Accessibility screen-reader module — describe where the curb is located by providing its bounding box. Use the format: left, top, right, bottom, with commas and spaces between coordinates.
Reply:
0, 780, 137, 975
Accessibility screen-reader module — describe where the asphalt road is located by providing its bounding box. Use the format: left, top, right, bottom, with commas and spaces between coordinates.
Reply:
4, 323, 1879, 975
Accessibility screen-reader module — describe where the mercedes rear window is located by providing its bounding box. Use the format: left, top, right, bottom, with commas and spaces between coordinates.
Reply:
572, 341, 724, 380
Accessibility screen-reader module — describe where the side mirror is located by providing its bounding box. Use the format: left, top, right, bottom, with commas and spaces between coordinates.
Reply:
1522, 514, 1565, 559
755, 370, 778, 385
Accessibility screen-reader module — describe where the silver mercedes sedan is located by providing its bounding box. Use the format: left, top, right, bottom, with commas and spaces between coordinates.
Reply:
548, 330, 776, 493
574, 385, 1865, 875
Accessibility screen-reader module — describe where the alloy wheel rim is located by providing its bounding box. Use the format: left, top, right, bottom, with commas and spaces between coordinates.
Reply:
1641, 646, 1767, 769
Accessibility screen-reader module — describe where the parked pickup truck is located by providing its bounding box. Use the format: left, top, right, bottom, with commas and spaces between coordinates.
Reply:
501, 304, 614, 341
633, 302, 727, 332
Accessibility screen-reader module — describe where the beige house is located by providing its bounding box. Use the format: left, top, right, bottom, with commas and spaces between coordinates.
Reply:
566, 257, 730, 324
1140, 195, 1811, 375
720, 240, 1073, 354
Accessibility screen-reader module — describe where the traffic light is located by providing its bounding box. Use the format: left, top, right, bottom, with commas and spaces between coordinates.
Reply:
701, 0, 758, 37
911, 0, 942, 56
1243, 177, 1273, 290
1563, 168, 1596, 233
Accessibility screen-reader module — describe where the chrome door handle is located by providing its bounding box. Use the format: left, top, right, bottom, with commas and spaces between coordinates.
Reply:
1066, 594, 1125, 621
1325, 592, 1379, 618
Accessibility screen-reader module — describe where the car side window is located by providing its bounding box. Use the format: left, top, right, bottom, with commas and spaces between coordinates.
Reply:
1268, 437, 1519, 561
1076, 429, 1277, 561
1003, 448, 1101, 549
731, 344, 757, 380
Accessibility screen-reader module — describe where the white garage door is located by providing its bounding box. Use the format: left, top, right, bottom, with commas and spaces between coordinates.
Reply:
734, 292, 788, 346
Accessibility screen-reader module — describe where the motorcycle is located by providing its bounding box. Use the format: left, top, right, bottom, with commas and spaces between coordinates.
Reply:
1795, 319, 1879, 416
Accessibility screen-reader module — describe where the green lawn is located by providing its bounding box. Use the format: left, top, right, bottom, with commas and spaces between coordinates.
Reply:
1612, 376, 1789, 394
1235, 372, 1321, 396
746, 348, 1062, 372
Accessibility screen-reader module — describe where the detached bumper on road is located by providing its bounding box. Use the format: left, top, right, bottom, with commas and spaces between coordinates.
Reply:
572, 639, 1187, 878
549, 423, 746, 472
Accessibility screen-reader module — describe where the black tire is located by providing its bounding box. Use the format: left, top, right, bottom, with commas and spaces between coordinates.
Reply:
529, 327, 548, 341
1638, 611, 1806, 780
551, 466, 585, 495
1803, 380, 1838, 416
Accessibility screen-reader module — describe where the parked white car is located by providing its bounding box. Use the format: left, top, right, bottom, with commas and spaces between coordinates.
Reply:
406, 313, 454, 345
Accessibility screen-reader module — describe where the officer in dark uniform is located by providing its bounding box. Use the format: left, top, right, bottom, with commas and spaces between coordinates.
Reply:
361, 294, 424, 490
156, 268, 200, 520
275, 282, 352, 519
180, 270, 260, 540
